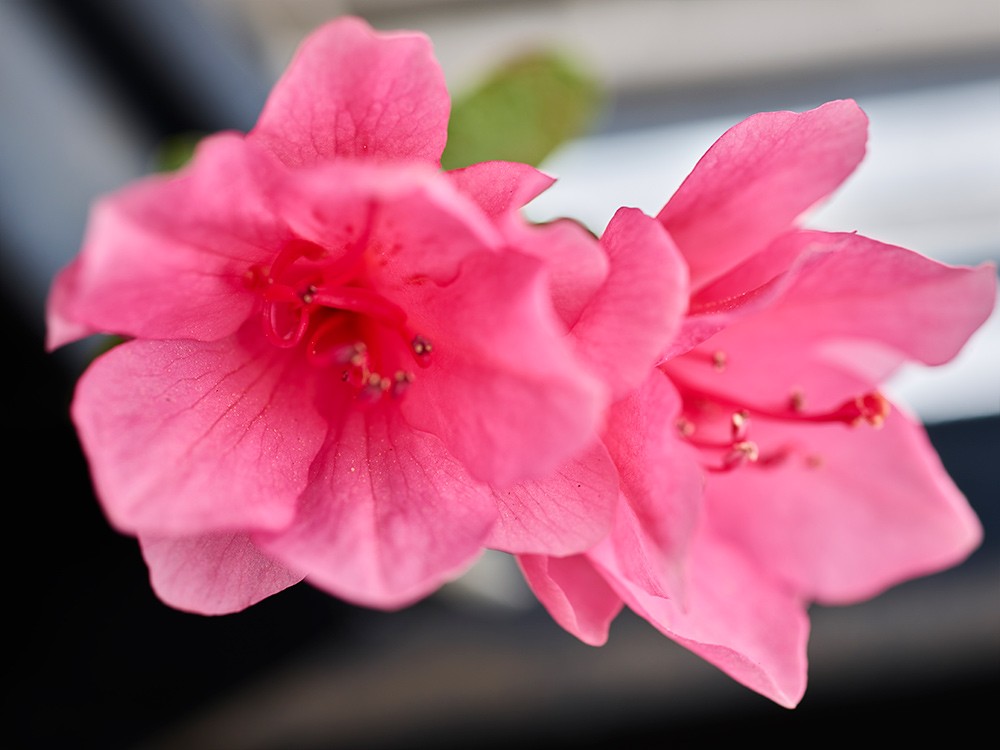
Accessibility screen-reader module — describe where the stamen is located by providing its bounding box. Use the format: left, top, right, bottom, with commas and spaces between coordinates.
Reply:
269, 238, 327, 280
359, 372, 392, 403
251, 216, 435, 408
411, 335, 433, 366
391, 370, 415, 398
261, 286, 311, 348
676, 417, 696, 437
670, 371, 890, 430
797, 391, 891, 428
703, 439, 760, 473
731, 410, 750, 441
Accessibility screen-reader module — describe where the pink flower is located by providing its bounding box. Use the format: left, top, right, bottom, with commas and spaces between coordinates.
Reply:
47, 18, 677, 614
519, 100, 997, 706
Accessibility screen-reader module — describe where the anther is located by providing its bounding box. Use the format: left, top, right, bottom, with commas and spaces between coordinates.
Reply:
731, 410, 750, 441
852, 392, 890, 428
707, 440, 760, 472
411, 335, 433, 366
391, 370, 415, 399
359, 372, 392, 402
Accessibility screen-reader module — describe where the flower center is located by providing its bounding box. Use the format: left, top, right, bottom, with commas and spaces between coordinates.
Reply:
669, 349, 889, 473
245, 237, 431, 405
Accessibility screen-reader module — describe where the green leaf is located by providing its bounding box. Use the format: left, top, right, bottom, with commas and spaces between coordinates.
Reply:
441, 49, 603, 170
154, 131, 205, 172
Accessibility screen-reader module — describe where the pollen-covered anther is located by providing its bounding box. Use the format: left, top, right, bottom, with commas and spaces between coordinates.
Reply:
677, 417, 696, 437
359, 372, 392, 402
852, 392, 890, 428
731, 410, 750, 441
721, 439, 760, 470
391, 370, 415, 398
300, 284, 318, 304
812, 391, 891, 428
411, 334, 433, 366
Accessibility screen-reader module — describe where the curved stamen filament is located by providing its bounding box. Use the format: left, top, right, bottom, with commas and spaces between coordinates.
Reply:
670, 372, 890, 429
262, 287, 311, 348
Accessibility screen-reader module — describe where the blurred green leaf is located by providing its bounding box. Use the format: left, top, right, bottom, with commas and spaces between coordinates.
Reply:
441, 49, 603, 170
154, 131, 205, 172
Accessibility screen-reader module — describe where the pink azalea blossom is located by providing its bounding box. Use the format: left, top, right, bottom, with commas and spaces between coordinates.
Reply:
519, 100, 997, 706
47, 18, 680, 614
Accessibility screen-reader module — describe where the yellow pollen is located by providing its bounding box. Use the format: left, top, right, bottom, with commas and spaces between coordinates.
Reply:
300, 284, 318, 304
734, 440, 759, 462
412, 335, 432, 356
677, 418, 696, 437
731, 410, 750, 440
851, 392, 890, 428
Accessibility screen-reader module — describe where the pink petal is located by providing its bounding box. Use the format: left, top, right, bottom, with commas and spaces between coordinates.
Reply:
449, 164, 610, 332
513, 218, 609, 329
658, 231, 811, 360
448, 160, 556, 218
518, 554, 623, 646
72, 331, 327, 536
704, 405, 983, 604
276, 160, 503, 288
249, 17, 449, 167
757, 232, 997, 368
572, 208, 689, 398
598, 371, 704, 601
658, 100, 868, 291
665, 231, 998, 410
47, 134, 290, 349
597, 526, 810, 708
256, 404, 496, 610
488, 441, 619, 555
140, 532, 304, 615
402, 251, 608, 487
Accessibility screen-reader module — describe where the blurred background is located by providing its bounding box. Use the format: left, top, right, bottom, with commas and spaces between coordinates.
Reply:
4, 0, 998, 747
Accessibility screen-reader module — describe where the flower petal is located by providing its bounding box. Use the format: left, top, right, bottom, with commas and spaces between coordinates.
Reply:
517, 554, 623, 646
658, 100, 868, 291
140, 532, 304, 615
72, 331, 327, 536
257, 404, 496, 609
572, 208, 689, 398
705, 405, 983, 604
447, 160, 555, 218
277, 160, 503, 288
402, 251, 608, 486
489, 441, 619, 555
47, 134, 289, 349
597, 526, 809, 708
514, 217, 609, 329
599, 370, 704, 601
665, 231, 998, 409
249, 17, 449, 167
